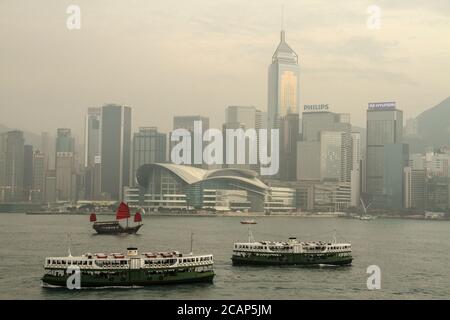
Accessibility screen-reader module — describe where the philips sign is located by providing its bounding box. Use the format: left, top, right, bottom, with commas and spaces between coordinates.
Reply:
304, 104, 329, 111
368, 102, 396, 109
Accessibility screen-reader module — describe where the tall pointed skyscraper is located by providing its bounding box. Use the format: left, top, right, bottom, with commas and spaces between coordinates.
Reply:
268, 30, 300, 130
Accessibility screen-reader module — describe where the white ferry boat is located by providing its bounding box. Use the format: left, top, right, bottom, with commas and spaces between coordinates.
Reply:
42, 247, 214, 288
232, 235, 352, 266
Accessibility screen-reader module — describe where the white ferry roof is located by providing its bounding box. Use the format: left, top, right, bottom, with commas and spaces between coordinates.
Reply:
234, 240, 351, 247
46, 251, 213, 260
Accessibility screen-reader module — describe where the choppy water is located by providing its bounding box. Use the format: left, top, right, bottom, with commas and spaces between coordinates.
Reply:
0, 213, 449, 299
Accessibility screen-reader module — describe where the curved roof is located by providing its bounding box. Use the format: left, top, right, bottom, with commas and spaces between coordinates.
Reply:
201, 175, 268, 191
136, 163, 207, 186
155, 163, 207, 184
136, 163, 268, 191
204, 168, 258, 179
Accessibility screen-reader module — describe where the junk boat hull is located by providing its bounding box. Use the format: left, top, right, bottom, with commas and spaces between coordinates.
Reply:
93, 221, 142, 235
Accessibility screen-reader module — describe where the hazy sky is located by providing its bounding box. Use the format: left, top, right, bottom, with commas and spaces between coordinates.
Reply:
1, 0, 449, 141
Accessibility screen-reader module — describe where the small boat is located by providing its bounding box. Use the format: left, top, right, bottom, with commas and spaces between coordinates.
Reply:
42, 247, 214, 288
358, 198, 376, 220
90, 202, 143, 235
240, 219, 257, 225
359, 215, 376, 221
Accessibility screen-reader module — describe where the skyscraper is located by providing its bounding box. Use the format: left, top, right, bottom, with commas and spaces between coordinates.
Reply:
4, 131, 25, 201
298, 111, 352, 182
173, 116, 210, 133
56, 128, 74, 153
101, 104, 132, 201
403, 167, 426, 209
172, 115, 209, 168
84, 107, 102, 199
383, 143, 409, 209
268, 30, 300, 130
0, 133, 6, 188
279, 113, 299, 181
225, 106, 264, 130
23, 144, 33, 201
366, 104, 403, 204
350, 132, 361, 206
44, 172, 56, 203
41, 131, 54, 171
319, 131, 344, 181
32, 150, 45, 202
223, 106, 264, 172
56, 152, 74, 201
132, 127, 166, 186
84, 107, 101, 168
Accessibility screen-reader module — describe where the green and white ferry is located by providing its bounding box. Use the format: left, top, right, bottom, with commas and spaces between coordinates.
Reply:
232, 232, 352, 266
42, 247, 214, 288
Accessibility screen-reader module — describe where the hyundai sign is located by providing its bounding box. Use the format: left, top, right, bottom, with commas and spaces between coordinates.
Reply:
368, 102, 396, 109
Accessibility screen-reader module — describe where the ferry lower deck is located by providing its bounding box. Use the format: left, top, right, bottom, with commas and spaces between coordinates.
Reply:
231, 251, 352, 266
42, 267, 214, 287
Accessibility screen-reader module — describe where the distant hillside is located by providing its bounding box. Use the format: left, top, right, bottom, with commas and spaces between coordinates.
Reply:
0, 124, 42, 149
415, 96, 450, 151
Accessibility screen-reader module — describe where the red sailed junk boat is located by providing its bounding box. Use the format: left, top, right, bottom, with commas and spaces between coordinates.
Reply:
90, 202, 143, 235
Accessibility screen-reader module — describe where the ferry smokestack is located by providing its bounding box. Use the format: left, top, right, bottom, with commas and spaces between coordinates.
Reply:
127, 247, 138, 256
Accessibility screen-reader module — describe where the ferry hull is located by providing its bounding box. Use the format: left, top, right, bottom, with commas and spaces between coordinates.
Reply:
42, 269, 214, 288
231, 253, 352, 266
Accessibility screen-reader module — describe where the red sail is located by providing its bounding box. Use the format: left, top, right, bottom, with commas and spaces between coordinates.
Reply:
134, 212, 142, 222
116, 202, 131, 220
90, 213, 97, 222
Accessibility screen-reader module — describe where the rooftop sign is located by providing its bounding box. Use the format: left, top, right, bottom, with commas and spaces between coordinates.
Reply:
368, 102, 396, 109
304, 104, 329, 111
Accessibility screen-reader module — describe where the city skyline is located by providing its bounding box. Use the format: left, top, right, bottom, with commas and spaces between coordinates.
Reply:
0, 1, 449, 211
1, 1, 450, 138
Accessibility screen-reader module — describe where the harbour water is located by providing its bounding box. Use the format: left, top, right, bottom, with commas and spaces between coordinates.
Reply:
0, 213, 449, 299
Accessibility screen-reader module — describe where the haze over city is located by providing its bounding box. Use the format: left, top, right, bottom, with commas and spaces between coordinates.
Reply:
1, 0, 450, 139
